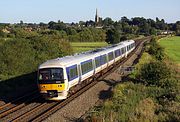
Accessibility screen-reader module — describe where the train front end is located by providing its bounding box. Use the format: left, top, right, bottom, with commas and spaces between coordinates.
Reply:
37, 60, 68, 100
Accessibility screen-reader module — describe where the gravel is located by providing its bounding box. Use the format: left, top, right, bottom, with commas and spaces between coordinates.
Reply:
43, 81, 111, 122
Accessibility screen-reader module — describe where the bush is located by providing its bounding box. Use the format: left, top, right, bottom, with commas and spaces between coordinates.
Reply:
0, 38, 35, 80
130, 98, 158, 121
0, 36, 73, 81
139, 61, 171, 87
0, 30, 7, 38
88, 82, 165, 122
147, 37, 165, 61
120, 35, 127, 41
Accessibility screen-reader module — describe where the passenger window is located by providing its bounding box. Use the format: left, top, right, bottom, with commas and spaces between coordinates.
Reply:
67, 65, 78, 81
115, 50, 120, 57
108, 52, 114, 61
101, 55, 107, 65
69, 68, 78, 80
81, 60, 93, 75
95, 57, 101, 68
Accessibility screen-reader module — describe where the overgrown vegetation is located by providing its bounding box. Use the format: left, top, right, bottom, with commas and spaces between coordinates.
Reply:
86, 37, 180, 122
139, 61, 171, 87
147, 37, 166, 61
0, 35, 72, 81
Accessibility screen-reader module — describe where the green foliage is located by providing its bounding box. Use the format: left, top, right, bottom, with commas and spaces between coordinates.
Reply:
105, 29, 120, 44
129, 52, 154, 79
0, 30, 7, 37
48, 21, 66, 31
130, 98, 158, 121
12, 28, 39, 39
0, 38, 35, 79
148, 38, 165, 61
67, 28, 106, 42
90, 82, 165, 122
103, 17, 114, 26
139, 61, 171, 87
120, 35, 127, 41
87, 38, 179, 121
0, 35, 73, 81
89, 80, 179, 121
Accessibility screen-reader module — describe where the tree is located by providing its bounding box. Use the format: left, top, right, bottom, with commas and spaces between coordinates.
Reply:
79, 21, 86, 27
103, 17, 114, 27
175, 21, 180, 35
122, 22, 133, 34
139, 61, 171, 87
106, 29, 120, 44
20, 20, 24, 25
48, 21, 66, 30
120, 35, 127, 41
0, 39, 35, 79
79, 28, 93, 42
121, 16, 130, 24
155, 17, 168, 30
148, 38, 165, 61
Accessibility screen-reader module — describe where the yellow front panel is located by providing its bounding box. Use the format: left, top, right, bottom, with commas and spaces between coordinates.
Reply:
39, 84, 65, 91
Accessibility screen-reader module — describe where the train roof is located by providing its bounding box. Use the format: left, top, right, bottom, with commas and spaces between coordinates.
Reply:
39, 40, 135, 68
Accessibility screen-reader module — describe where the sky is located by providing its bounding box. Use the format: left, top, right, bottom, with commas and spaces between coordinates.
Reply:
0, 0, 180, 24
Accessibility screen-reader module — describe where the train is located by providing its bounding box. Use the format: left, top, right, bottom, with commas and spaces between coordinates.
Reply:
37, 40, 135, 100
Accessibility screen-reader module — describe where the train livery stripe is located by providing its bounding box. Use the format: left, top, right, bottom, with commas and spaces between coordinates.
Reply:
39, 84, 65, 91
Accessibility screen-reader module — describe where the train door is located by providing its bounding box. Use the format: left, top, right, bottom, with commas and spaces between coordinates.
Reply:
92, 58, 96, 75
77, 64, 82, 84
125, 47, 128, 58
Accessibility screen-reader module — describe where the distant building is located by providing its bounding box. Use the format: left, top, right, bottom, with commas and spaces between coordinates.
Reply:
160, 30, 174, 35
95, 8, 99, 23
95, 8, 103, 28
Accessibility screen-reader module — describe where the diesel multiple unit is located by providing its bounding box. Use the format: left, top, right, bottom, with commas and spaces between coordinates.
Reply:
37, 40, 135, 100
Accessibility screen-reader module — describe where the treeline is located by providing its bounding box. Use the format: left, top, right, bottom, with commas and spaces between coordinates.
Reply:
1, 17, 180, 44
36, 17, 180, 44
0, 33, 72, 81
0, 24, 106, 42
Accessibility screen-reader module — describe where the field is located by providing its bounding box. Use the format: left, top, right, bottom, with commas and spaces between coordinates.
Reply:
70, 42, 109, 53
159, 36, 180, 64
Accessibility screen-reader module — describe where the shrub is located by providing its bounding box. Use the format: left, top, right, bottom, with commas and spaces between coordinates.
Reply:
130, 98, 158, 121
120, 35, 127, 41
139, 61, 171, 87
148, 38, 165, 61
0, 36, 73, 81
0, 38, 35, 80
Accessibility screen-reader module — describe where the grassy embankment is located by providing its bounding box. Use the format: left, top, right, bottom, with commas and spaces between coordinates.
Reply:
70, 42, 108, 53
86, 38, 180, 121
159, 36, 180, 64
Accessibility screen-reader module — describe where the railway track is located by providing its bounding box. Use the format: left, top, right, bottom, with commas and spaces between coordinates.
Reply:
0, 91, 42, 121
0, 37, 151, 122
0, 91, 39, 116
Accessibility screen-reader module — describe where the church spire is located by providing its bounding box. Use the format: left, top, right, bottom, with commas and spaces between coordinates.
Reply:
95, 8, 99, 23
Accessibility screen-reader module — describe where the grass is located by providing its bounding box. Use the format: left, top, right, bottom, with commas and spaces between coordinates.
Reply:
70, 42, 108, 53
159, 36, 180, 64
129, 52, 154, 79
